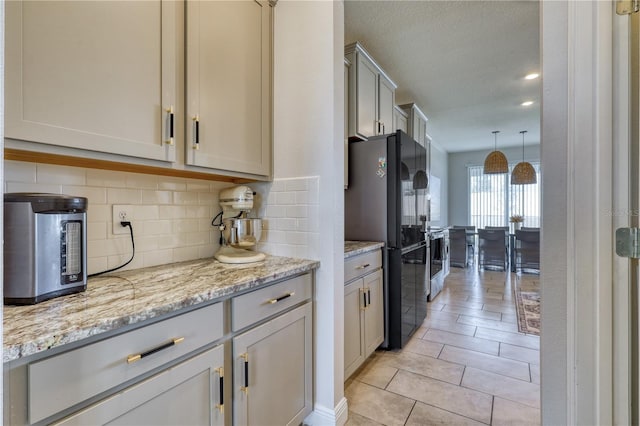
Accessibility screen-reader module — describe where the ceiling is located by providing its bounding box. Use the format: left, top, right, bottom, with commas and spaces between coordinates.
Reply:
344, 0, 540, 153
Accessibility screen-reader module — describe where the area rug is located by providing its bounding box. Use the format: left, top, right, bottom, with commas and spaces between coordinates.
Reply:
515, 287, 540, 336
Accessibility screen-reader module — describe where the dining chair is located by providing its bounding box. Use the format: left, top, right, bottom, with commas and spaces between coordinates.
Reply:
453, 225, 477, 263
477, 229, 507, 271
448, 228, 468, 268
515, 229, 540, 273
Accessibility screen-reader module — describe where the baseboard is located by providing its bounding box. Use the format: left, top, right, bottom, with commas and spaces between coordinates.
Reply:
304, 397, 349, 426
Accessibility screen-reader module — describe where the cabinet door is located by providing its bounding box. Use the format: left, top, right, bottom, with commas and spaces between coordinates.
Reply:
344, 278, 365, 379
54, 345, 225, 426
355, 53, 379, 139
413, 114, 426, 147
378, 76, 396, 136
186, 0, 272, 177
394, 108, 408, 134
233, 302, 312, 426
364, 269, 385, 356
5, 0, 176, 162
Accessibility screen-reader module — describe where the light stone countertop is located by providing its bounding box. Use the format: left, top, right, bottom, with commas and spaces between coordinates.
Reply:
344, 241, 384, 259
3, 255, 319, 363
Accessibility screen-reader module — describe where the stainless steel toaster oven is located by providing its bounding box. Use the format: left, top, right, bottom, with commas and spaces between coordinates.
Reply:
4, 193, 88, 305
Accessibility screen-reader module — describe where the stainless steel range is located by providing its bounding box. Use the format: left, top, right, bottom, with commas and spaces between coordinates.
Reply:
428, 228, 449, 301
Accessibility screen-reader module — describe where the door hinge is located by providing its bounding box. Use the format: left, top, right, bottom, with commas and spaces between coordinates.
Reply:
616, 228, 640, 258
617, 0, 640, 15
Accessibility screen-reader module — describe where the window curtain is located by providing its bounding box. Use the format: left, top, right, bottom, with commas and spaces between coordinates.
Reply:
468, 163, 541, 229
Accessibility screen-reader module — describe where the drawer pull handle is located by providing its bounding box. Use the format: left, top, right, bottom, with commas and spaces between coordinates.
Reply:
215, 367, 224, 413
356, 263, 371, 270
268, 292, 295, 304
126, 337, 185, 364
240, 353, 249, 394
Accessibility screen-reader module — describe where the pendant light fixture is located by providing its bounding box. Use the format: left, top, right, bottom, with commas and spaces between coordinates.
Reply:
483, 130, 508, 174
511, 130, 537, 184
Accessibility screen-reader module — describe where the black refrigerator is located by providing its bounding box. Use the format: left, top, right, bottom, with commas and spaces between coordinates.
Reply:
345, 130, 430, 349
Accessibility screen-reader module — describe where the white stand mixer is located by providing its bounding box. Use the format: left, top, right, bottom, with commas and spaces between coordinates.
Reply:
213, 186, 266, 264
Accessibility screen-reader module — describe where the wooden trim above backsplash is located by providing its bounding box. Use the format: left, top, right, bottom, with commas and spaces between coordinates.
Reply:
5, 148, 256, 184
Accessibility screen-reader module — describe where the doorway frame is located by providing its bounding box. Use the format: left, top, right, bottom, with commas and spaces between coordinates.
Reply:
541, 1, 617, 424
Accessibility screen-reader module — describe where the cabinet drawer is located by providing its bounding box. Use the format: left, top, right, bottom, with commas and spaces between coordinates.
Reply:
28, 302, 223, 424
232, 274, 312, 332
345, 250, 382, 283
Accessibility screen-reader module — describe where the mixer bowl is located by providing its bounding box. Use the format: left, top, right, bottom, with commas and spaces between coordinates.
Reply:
222, 218, 262, 248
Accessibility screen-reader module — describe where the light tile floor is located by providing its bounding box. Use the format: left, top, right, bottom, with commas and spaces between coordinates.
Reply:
345, 267, 541, 426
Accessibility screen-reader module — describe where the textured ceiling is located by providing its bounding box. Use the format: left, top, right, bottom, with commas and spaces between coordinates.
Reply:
345, 0, 540, 152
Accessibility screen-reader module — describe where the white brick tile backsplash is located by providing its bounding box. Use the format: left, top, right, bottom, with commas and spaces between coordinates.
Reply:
86, 169, 127, 188
286, 205, 308, 218
5, 163, 224, 273
142, 190, 172, 205
142, 220, 172, 236
285, 179, 309, 191
62, 185, 108, 204
5, 164, 319, 271
87, 222, 107, 241
276, 192, 296, 205
125, 173, 158, 190
159, 205, 187, 219
173, 246, 200, 262
174, 191, 199, 205
134, 205, 160, 221
88, 204, 111, 222
37, 163, 86, 185
108, 188, 142, 204
158, 181, 187, 192
5, 161, 36, 183
266, 205, 287, 218
257, 176, 320, 259
7, 182, 62, 194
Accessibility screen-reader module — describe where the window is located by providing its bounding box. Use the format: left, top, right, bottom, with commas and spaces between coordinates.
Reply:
468, 163, 540, 229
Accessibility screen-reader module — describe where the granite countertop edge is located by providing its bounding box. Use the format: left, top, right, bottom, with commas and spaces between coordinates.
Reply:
3, 255, 319, 363
344, 241, 385, 259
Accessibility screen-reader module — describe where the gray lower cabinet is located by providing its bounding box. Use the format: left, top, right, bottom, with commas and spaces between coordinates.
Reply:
344, 250, 384, 379
233, 302, 313, 426
53, 345, 225, 426
4, 273, 314, 425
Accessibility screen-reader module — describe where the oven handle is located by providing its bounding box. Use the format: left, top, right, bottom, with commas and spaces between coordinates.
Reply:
401, 242, 427, 255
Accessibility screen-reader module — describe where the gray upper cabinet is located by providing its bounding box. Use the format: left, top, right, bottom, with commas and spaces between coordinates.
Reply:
186, 0, 272, 178
5, 0, 177, 162
399, 103, 429, 147
345, 42, 397, 141
393, 105, 409, 134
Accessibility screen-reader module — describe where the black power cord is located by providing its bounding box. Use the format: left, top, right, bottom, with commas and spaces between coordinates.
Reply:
88, 221, 135, 278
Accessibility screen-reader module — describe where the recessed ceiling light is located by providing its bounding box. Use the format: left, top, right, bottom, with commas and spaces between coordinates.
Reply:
525, 73, 539, 80
521, 101, 534, 106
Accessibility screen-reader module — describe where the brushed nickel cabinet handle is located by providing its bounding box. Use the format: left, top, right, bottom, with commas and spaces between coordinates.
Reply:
356, 263, 370, 270
126, 337, 185, 364
267, 292, 295, 304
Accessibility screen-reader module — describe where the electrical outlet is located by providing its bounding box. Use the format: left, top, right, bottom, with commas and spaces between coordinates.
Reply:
112, 205, 133, 235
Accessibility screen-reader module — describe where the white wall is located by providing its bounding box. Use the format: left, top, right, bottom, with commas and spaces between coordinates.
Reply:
429, 142, 448, 227
272, 2, 346, 423
447, 145, 540, 226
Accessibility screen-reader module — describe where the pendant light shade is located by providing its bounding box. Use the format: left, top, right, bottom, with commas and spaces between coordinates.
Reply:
511, 130, 537, 185
483, 131, 508, 174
